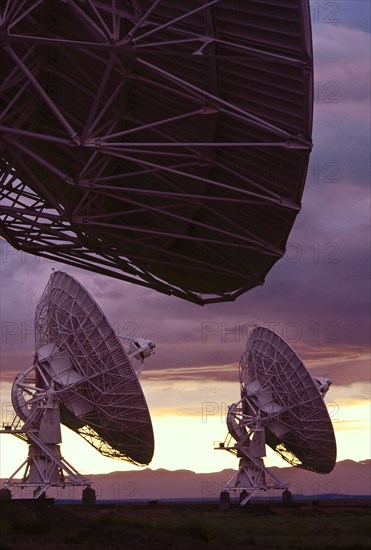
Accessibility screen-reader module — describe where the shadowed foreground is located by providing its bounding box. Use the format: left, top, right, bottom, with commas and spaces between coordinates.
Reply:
0, 501, 370, 549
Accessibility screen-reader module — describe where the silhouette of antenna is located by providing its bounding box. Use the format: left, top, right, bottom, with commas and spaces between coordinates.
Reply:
0, 1, 314, 304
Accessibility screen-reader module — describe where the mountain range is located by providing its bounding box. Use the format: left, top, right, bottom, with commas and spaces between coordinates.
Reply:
6, 459, 368, 501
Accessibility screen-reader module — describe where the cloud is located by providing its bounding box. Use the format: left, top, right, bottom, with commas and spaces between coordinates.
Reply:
0, 16, 369, 404
321, 1, 371, 34
311, 22, 370, 188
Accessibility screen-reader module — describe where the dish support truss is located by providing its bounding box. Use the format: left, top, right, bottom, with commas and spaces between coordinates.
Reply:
216, 397, 287, 506
1, 366, 91, 499
216, 374, 332, 506
0, 0, 313, 305
0, 337, 154, 499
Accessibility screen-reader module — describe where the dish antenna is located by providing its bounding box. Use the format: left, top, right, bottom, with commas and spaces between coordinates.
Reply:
216, 326, 336, 505
0, 1, 313, 304
1, 271, 155, 499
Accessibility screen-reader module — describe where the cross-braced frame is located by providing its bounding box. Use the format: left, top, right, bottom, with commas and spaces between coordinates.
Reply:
0, 1, 313, 304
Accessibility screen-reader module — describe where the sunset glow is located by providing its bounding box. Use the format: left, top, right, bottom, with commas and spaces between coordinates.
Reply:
0, 1, 370, 497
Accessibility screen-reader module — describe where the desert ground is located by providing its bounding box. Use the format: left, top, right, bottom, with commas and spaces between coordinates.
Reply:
0, 499, 370, 549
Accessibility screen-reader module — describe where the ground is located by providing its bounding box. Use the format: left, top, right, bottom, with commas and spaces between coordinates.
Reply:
0, 500, 370, 549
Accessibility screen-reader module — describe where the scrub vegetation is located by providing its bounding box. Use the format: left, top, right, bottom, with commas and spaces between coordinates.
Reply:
0, 502, 370, 549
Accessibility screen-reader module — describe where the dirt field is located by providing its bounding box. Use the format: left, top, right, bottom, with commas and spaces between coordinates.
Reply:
0, 500, 370, 549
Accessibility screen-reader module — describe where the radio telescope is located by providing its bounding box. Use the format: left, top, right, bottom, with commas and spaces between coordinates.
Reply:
0, 1, 313, 304
1, 271, 155, 499
216, 326, 336, 505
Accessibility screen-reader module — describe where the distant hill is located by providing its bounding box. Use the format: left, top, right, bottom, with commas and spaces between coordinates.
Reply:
3, 459, 369, 500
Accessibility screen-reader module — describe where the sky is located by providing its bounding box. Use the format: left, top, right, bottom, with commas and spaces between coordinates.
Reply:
0, 1, 370, 483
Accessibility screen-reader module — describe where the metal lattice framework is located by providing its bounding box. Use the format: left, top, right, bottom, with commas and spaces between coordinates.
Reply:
34, 270, 154, 466
215, 326, 336, 505
3, 367, 91, 498
240, 326, 336, 473
0, 0, 313, 304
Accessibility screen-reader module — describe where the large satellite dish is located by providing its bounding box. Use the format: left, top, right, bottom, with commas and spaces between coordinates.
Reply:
0, 1, 313, 304
1, 271, 155, 499
217, 326, 336, 505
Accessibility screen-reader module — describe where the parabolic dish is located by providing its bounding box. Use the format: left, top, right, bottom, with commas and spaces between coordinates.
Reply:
240, 327, 336, 474
0, 0, 313, 304
34, 270, 154, 466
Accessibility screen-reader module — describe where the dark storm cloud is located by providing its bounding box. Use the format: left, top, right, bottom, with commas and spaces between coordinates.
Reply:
333, 1, 371, 33
311, 23, 370, 189
309, 0, 370, 34
1, 8, 369, 393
